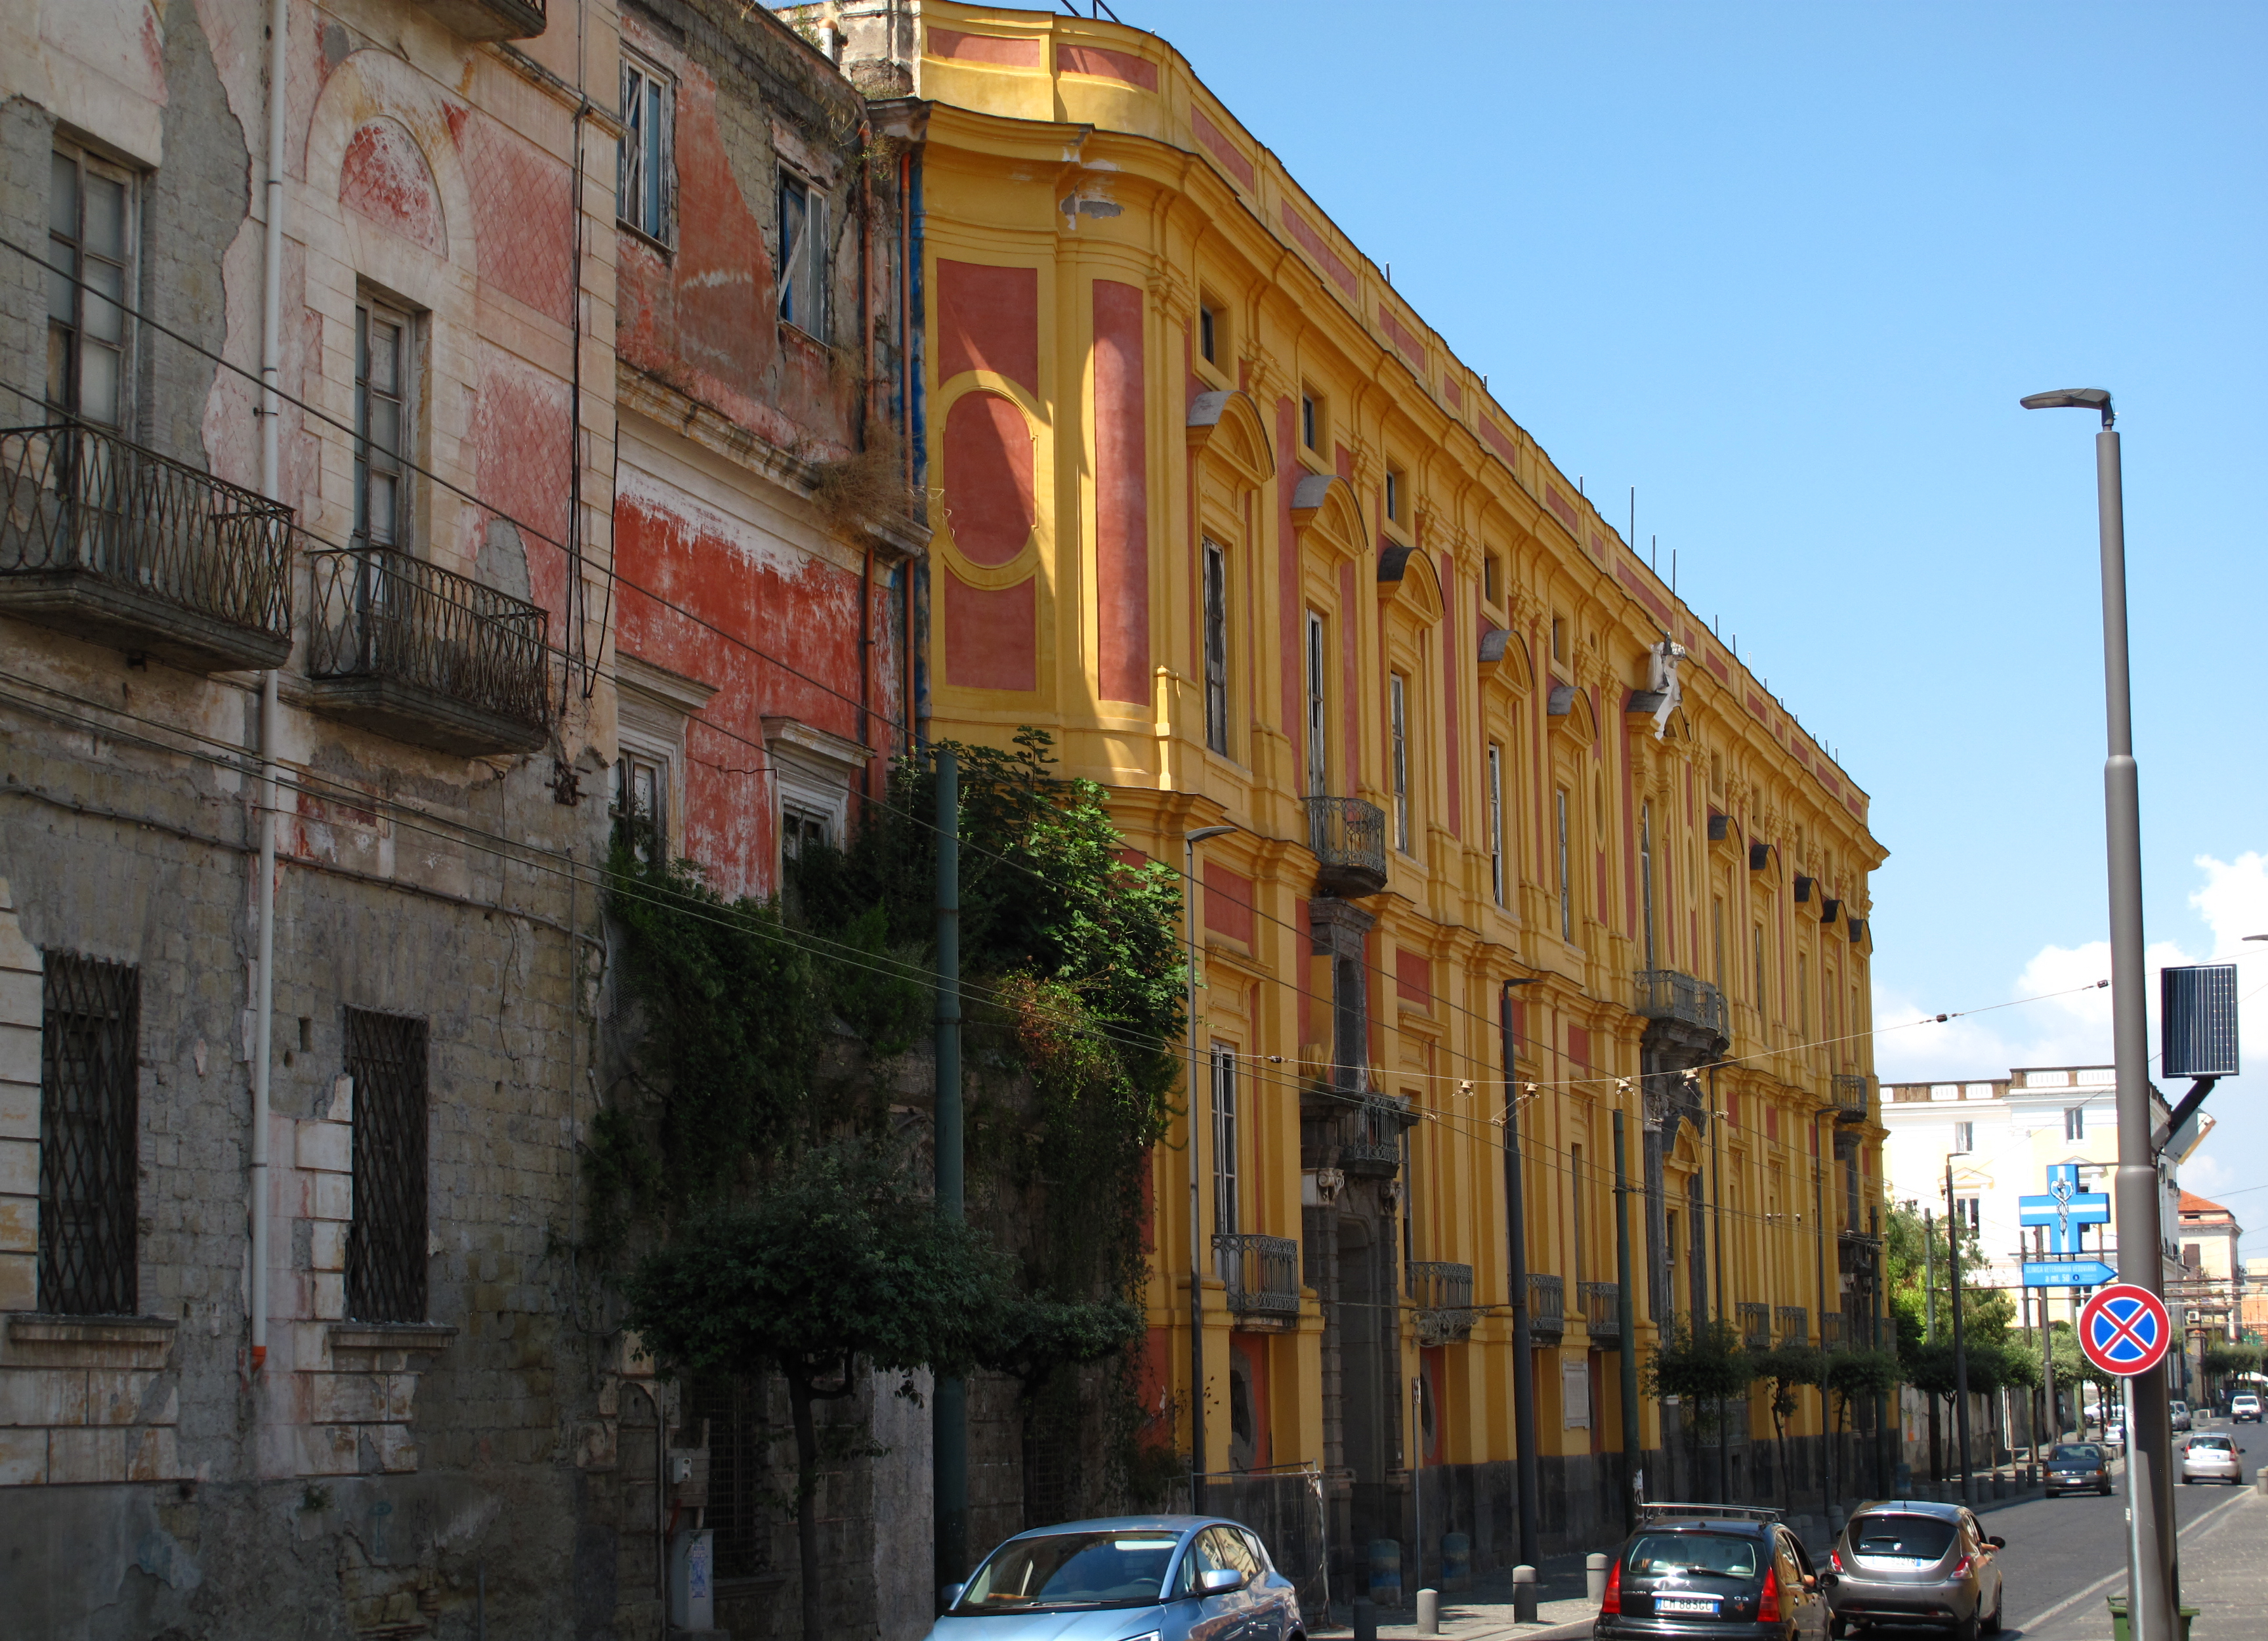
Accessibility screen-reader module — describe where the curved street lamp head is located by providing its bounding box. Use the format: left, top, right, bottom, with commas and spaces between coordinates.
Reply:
1185, 824, 1238, 844
2021, 386, 2115, 428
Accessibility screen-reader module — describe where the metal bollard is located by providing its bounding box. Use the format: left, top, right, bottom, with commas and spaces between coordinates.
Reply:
1513, 1563, 1538, 1623
1587, 1552, 1611, 1604
1352, 1596, 1379, 1641
1416, 1587, 1440, 1634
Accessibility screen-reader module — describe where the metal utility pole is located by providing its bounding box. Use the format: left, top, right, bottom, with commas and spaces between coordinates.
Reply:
1923, 1209, 1937, 1344
1708, 1070, 1727, 1504
1614, 1109, 1641, 1534
1812, 1110, 1835, 1516
933, 748, 965, 1602
1183, 823, 1236, 1514
1500, 986, 1541, 1570
1946, 1161, 1973, 1508
1872, 1205, 1891, 1495
2022, 386, 2174, 1641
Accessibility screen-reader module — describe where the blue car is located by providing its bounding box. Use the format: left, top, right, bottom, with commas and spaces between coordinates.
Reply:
927, 1516, 1307, 1641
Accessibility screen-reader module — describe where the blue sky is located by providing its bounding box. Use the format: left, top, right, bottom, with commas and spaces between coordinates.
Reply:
1119, 1, 2268, 1242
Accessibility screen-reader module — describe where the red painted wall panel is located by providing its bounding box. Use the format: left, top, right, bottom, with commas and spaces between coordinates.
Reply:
942, 392, 1035, 566
1093, 281, 1150, 703
936, 259, 1038, 394
1204, 861, 1255, 945
942, 570, 1037, 692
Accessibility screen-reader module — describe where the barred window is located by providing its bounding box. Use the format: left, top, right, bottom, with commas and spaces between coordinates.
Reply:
39, 953, 139, 1316
345, 1008, 429, 1324
687, 1374, 772, 1580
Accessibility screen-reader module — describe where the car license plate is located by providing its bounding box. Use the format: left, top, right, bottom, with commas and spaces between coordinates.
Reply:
1656, 1596, 1720, 1615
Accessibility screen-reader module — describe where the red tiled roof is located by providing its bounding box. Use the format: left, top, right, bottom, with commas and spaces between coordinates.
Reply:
2179, 1190, 2235, 1218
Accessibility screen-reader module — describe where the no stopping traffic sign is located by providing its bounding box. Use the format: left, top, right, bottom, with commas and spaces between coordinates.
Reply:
2078, 1283, 2172, 1377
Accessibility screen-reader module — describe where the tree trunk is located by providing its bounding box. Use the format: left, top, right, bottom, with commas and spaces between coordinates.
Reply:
789, 1371, 824, 1641
1927, 1393, 1942, 1482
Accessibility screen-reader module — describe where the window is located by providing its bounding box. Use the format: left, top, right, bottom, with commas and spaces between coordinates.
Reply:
1664, 1210, 1679, 1322
686, 1375, 772, 1579
1384, 466, 1403, 524
1487, 742, 1505, 907
1712, 896, 1727, 991
1550, 615, 1567, 665
1389, 673, 1410, 852
1300, 390, 1320, 451
781, 803, 830, 862
1797, 953, 1810, 1039
39, 953, 139, 1316
2183, 1241, 2202, 1272
1304, 611, 1328, 795
1638, 801, 1656, 970
354, 299, 415, 548
344, 1008, 430, 1324
47, 145, 135, 426
1955, 1195, 1981, 1236
614, 748, 669, 864
777, 174, 828, 339
1202, 541, 1229, 755
1198, 302, 1219, 364
1210, 1043, 1238, 1237
618, 55, 674, 242
1570, 1142, 1586, 1287
1952, 1121, 1975, 1154
2065, 1105, 2086, 1142
1753, 924, 1767, 1009
1482, 551, 1502, 606
1555, 788, 1572, 940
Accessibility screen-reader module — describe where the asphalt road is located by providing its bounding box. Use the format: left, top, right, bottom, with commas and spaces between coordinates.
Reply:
1964, 1417, 2261, 1640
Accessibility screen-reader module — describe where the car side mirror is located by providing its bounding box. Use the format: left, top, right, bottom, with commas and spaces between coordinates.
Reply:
1801, 1574, 1818, 1591
940, 1583, 965, 1610
1200, 1568, 1245, 1594
1987, 1537, 2006, 1550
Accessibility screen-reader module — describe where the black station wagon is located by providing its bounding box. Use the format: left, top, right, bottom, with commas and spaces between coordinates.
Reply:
1595, 1505, 1830, 1640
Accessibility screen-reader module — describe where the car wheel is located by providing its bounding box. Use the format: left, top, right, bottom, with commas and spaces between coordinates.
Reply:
2184, 1475, 2196, 1485
1983, 1585, 2005, 1635
1950, 1608, 1981, 1641
1830, 1617, 1851, 1639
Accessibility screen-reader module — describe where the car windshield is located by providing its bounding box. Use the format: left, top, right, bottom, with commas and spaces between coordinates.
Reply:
2051, 1445, 2103, 1463
1849, 1514, 1958, 1560
954, 1531, 1181, 1611
2236, 1397, 2261, 1407
1626, 1531, 1760, 1580
2191, 1436, 2235, 1451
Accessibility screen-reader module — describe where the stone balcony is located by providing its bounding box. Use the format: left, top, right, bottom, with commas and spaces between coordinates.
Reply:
1303, 795, 1387, 898
1410, 1260, 1479, 1345
1214, 1234, 1300, 1332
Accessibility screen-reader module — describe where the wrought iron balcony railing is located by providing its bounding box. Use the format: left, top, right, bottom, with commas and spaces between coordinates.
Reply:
1633, 968, 1729, 1038
1214, 1233, 1300, 1329
1821, 1312, 1847, 1352
1832, 1073, 1871, 1119
1583, 1281, 1623, 1340
1526, 1271, 1564, 1340
308, 545, 551, 755
415, 0, 548, 43
1738, 1301, 1773, 1352
1304, 795, 1388, 898
1776, 1305, 1808, 1348
0, 423, 292, 673
1409, 1260, 1479, 1344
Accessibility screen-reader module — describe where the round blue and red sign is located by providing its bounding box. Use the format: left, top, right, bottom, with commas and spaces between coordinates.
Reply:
2078, 1283, 2172, 1377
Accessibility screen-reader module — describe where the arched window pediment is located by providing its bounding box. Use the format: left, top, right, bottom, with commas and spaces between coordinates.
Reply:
1185, 388, 1272, 486
1376, 542, 1443, 623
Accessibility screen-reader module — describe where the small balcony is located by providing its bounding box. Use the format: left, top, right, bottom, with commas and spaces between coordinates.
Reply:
1215, 1233, 1300, 1332
1738, 1301, 1773, 1352
1409, 1260, 1478, 1345
1832, 1073, 1871, 1119
1821, 1313, 1847, 1352
1526, 1271, 1565, 1342
1776, 1305, 1808, 1348
0, 424, 292, 673
414, 0, 547, 41
308, 546, 551, 756
1633, 969, 1728, 1038
1305, 795, 1387, 898
1582, 1280, 1622, 1342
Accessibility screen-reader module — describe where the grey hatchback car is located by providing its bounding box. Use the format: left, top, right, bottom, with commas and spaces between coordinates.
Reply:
925, 1517, 1304, 1641
1825, 1501, 2004, 1640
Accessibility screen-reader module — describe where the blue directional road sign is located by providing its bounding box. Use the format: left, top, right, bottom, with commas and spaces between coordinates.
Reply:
2019, 1162, 2111, 1288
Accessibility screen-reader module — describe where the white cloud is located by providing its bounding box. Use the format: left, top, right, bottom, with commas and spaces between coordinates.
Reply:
1874, 854, 2268, 1216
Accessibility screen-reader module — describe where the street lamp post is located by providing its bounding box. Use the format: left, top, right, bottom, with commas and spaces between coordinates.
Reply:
1183, 822, 1238, 1514
1499, 978, 1547, 1580
2021, 387, 2174, 1641
1811, 1103, 1860, 1519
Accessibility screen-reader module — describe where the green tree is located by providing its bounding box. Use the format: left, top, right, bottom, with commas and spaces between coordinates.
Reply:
621, 1142, 1016, 1641
1754, 1343, 1824, 1509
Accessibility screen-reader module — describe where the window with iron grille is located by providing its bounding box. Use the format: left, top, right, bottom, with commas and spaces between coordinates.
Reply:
39, 953, 139, 1316
686, 1373, 772, 1580
345, 1008, 429, 1323
47, 144, 136, 428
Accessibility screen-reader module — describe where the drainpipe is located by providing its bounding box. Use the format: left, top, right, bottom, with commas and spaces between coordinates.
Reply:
249, 0, 289, 1377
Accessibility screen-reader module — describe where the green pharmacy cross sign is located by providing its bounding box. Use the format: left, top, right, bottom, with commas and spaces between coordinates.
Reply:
2020, 1163, 2114, 1289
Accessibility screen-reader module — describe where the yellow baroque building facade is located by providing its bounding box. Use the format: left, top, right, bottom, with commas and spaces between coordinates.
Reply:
820, 0, 1891, 1577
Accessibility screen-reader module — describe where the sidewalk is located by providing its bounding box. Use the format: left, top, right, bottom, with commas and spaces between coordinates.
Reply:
1306, 1547, 1598, 1640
